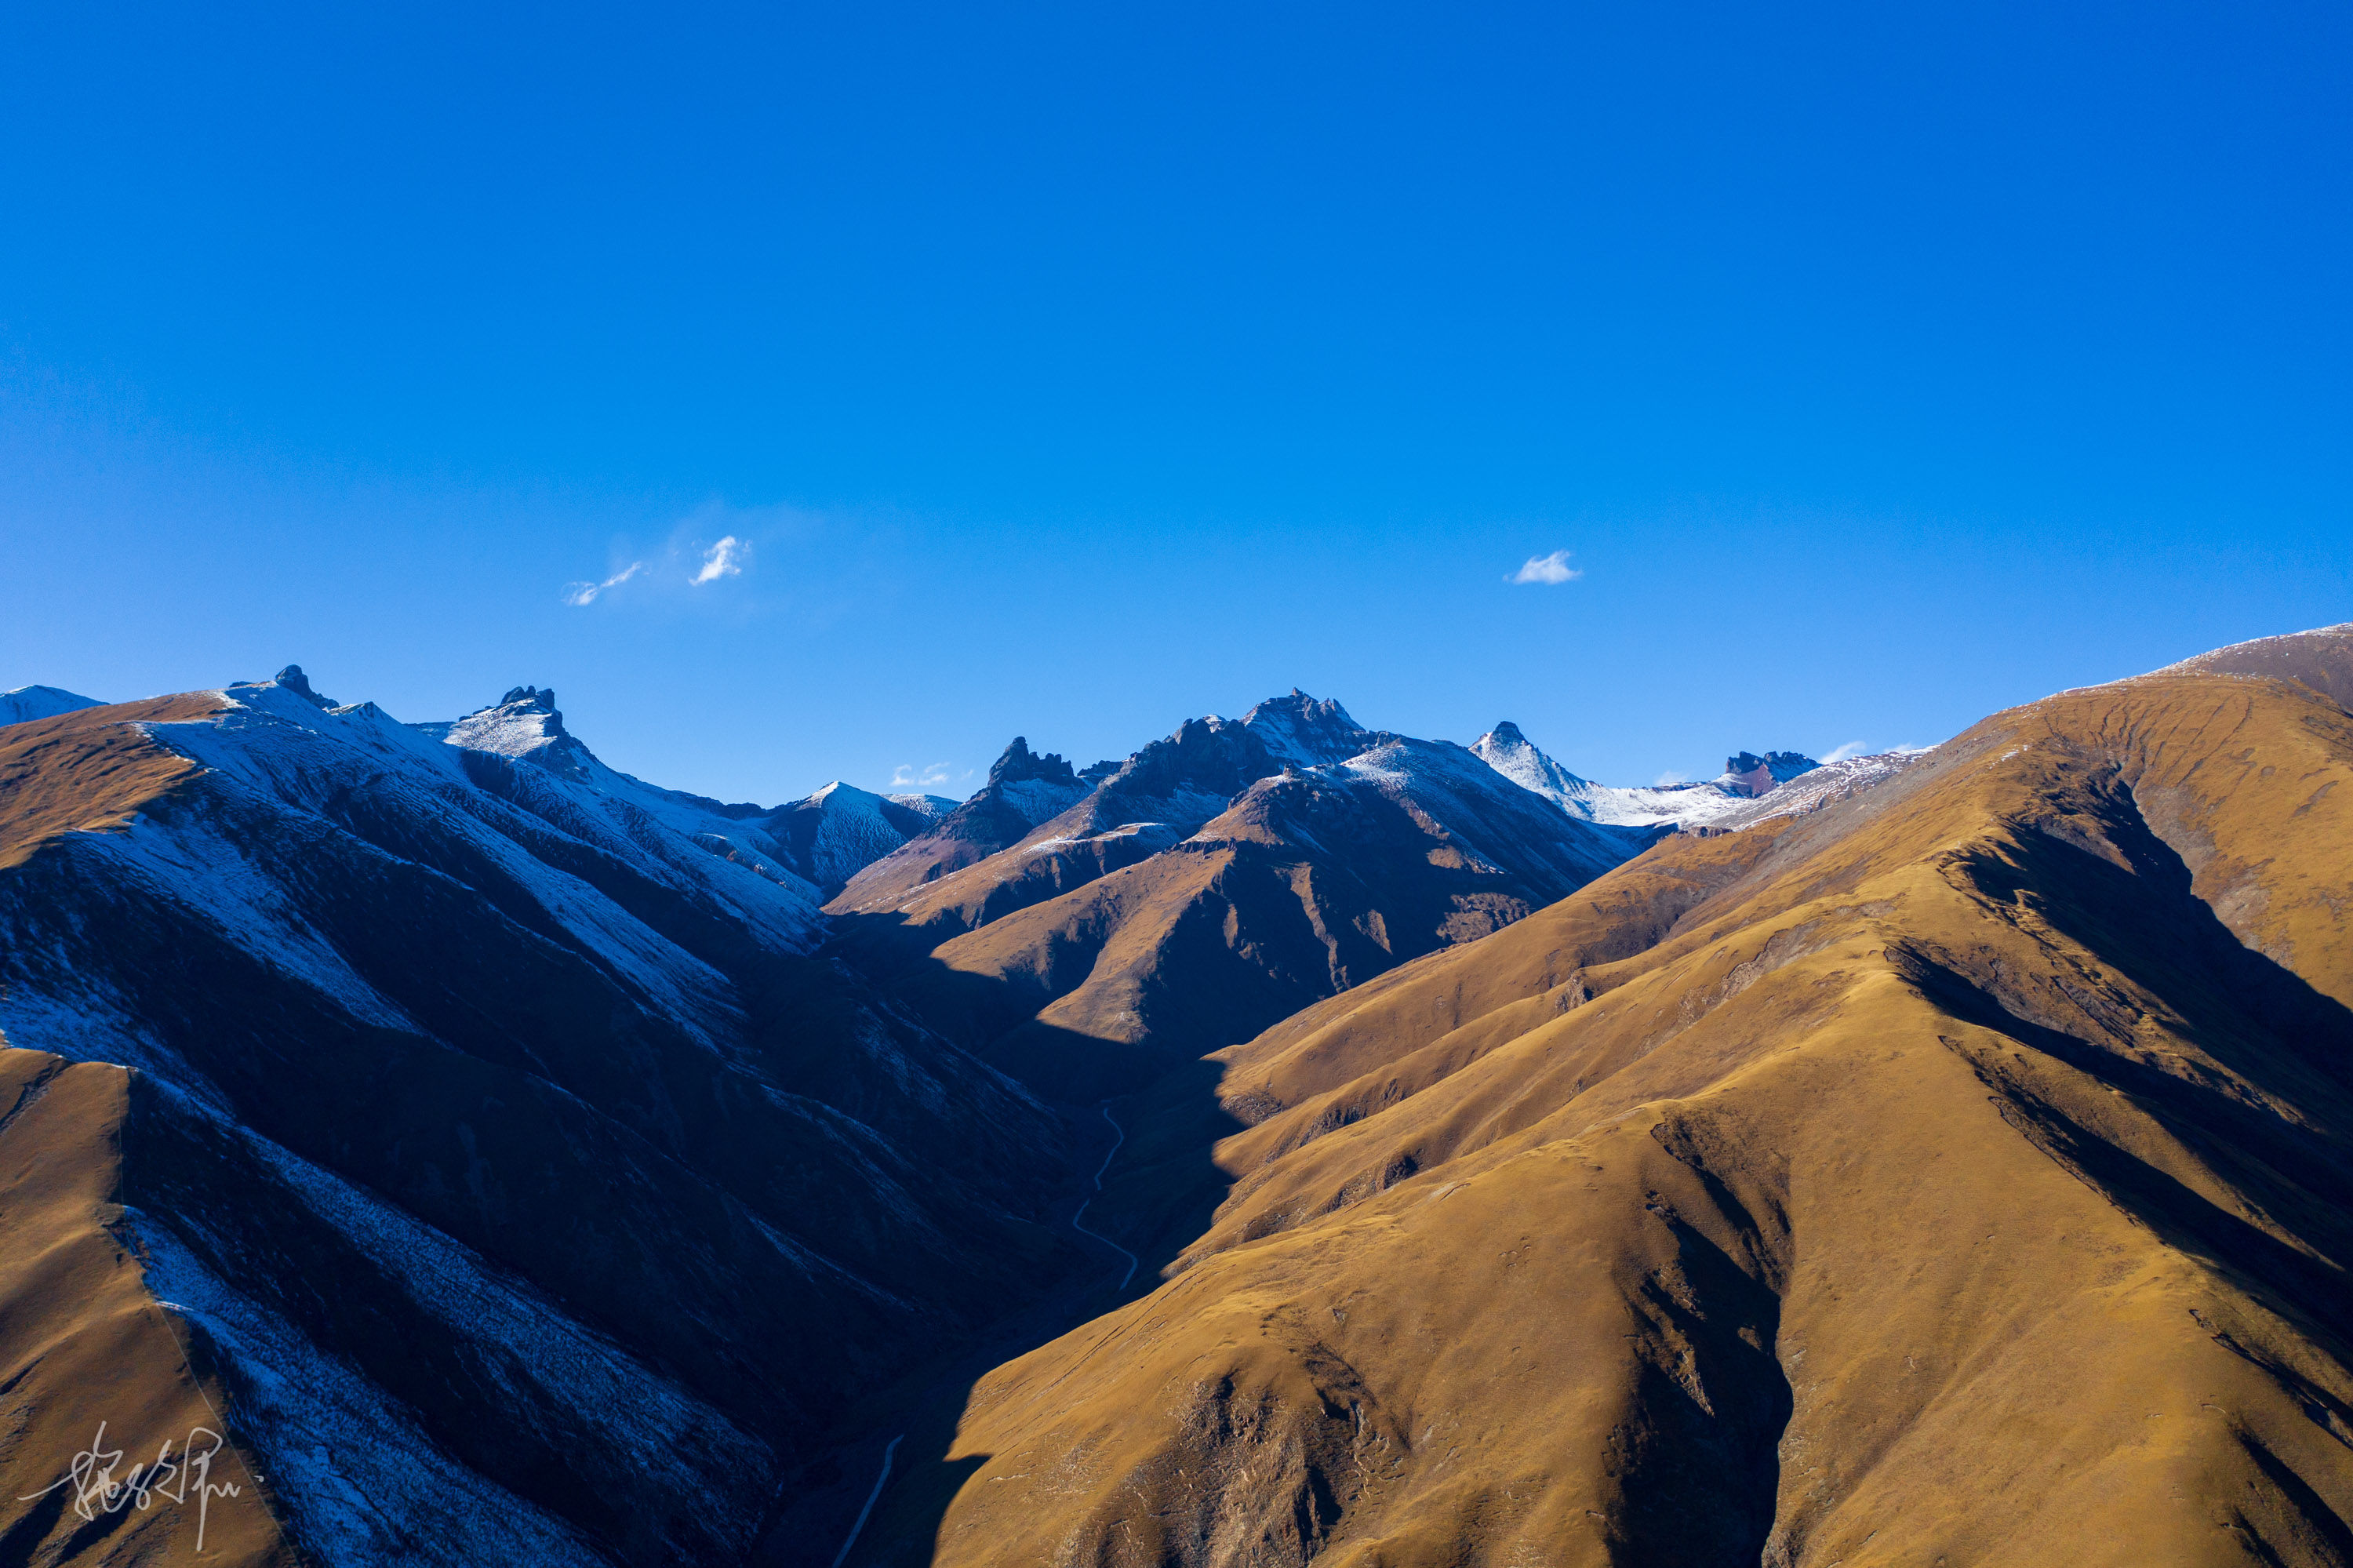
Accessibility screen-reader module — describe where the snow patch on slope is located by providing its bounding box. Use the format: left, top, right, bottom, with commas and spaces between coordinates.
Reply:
132, 1217, 611, 1568
996, 777, 1090, 828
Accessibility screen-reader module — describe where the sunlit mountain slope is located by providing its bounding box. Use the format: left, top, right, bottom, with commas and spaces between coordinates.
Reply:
850, 627, 2353, 1568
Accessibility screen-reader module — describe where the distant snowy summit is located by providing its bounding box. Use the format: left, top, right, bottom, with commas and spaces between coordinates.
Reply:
0, 683, 104, 726
1472, 720, 1927, 832
395, 677, 953, 895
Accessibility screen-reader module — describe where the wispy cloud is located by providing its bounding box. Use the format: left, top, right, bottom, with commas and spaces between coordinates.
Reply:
691, 535, 747, 586
1508, 550, 1582, 585
1654, 769, 1690, 786
562, 561, 646, 606
889, 762, 953, 790
1822, 740, 1871, 762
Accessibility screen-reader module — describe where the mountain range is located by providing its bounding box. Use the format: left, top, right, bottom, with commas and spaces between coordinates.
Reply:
2, 631, 2348, 1566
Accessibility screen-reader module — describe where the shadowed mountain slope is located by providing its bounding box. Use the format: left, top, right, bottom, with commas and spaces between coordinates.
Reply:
0, 673, 1086, 1567
848, 635, 2353, 1567
409, 678, 952, 895
2155, 618, 2353, 710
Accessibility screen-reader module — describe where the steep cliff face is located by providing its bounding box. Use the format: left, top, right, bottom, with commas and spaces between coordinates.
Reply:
0, 674, 1082, 1567
846, 635, 2353, 1567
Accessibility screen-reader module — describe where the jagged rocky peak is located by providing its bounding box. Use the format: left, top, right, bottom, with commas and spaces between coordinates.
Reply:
1242, 689, 1370, 768
1722, 749, 1819, 798
1102, 713, 1276, 802
428, 682, 593, 780
271, 664, 339, 709
988, 735, 1078, 789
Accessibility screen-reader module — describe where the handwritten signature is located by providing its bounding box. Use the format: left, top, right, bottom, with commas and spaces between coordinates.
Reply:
17, 1421, 244, 1553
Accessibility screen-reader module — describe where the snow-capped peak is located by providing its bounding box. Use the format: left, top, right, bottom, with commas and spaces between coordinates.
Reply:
1242, 689, 1370, 768
1471, 720, 1591, 799
421, 686, 593, 780
1, 684, 105, 727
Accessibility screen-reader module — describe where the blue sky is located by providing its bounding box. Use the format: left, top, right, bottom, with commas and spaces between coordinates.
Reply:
4, 2, 2348, 802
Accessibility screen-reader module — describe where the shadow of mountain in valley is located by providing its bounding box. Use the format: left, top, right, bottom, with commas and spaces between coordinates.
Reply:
766, 918, 1253, 1566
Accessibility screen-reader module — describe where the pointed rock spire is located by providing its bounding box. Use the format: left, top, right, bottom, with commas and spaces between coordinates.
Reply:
273, 664, 337, 708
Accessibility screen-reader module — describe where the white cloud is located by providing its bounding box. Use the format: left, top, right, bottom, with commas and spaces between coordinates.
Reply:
691, 535, 747, 586
889, 762, 952, 790
1822, 740, 1870, 762
562, 561, 645, 606
1654, 769, 1690, 786
1509, 550, 1582, 585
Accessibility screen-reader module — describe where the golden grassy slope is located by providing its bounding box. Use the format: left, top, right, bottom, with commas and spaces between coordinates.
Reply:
0, 1047, 289, 1566
0, 696, 222, 870
857, 665, 2353, 1566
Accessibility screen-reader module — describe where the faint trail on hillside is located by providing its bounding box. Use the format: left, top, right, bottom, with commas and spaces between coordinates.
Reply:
815, 1105, 1136, 1566
830, 1433, 902, 1567
1070, 1101, 1139, 1290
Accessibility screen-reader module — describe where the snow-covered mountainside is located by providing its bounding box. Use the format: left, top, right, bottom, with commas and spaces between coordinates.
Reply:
0, 682, 103, 726
1242, 688, 1380, 767
1472, 719, 1928, 831
768, 780, 955, 890
406, 678, 948, 895
0, 668, 1083, 1568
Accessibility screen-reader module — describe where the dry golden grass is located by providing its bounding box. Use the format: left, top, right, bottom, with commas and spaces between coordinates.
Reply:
0, 695, 221, 870
872, 667, 2353, 1566
0, 1049, 291, 1565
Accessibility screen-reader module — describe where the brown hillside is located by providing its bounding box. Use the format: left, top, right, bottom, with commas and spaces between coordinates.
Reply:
828, 736, 1090, 919
828, 715, 1271, 951
851, 652, 2353, 1566
0, 694, 224, 868
884, 754, 1649, 1100
0, 1047, 289, 1565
